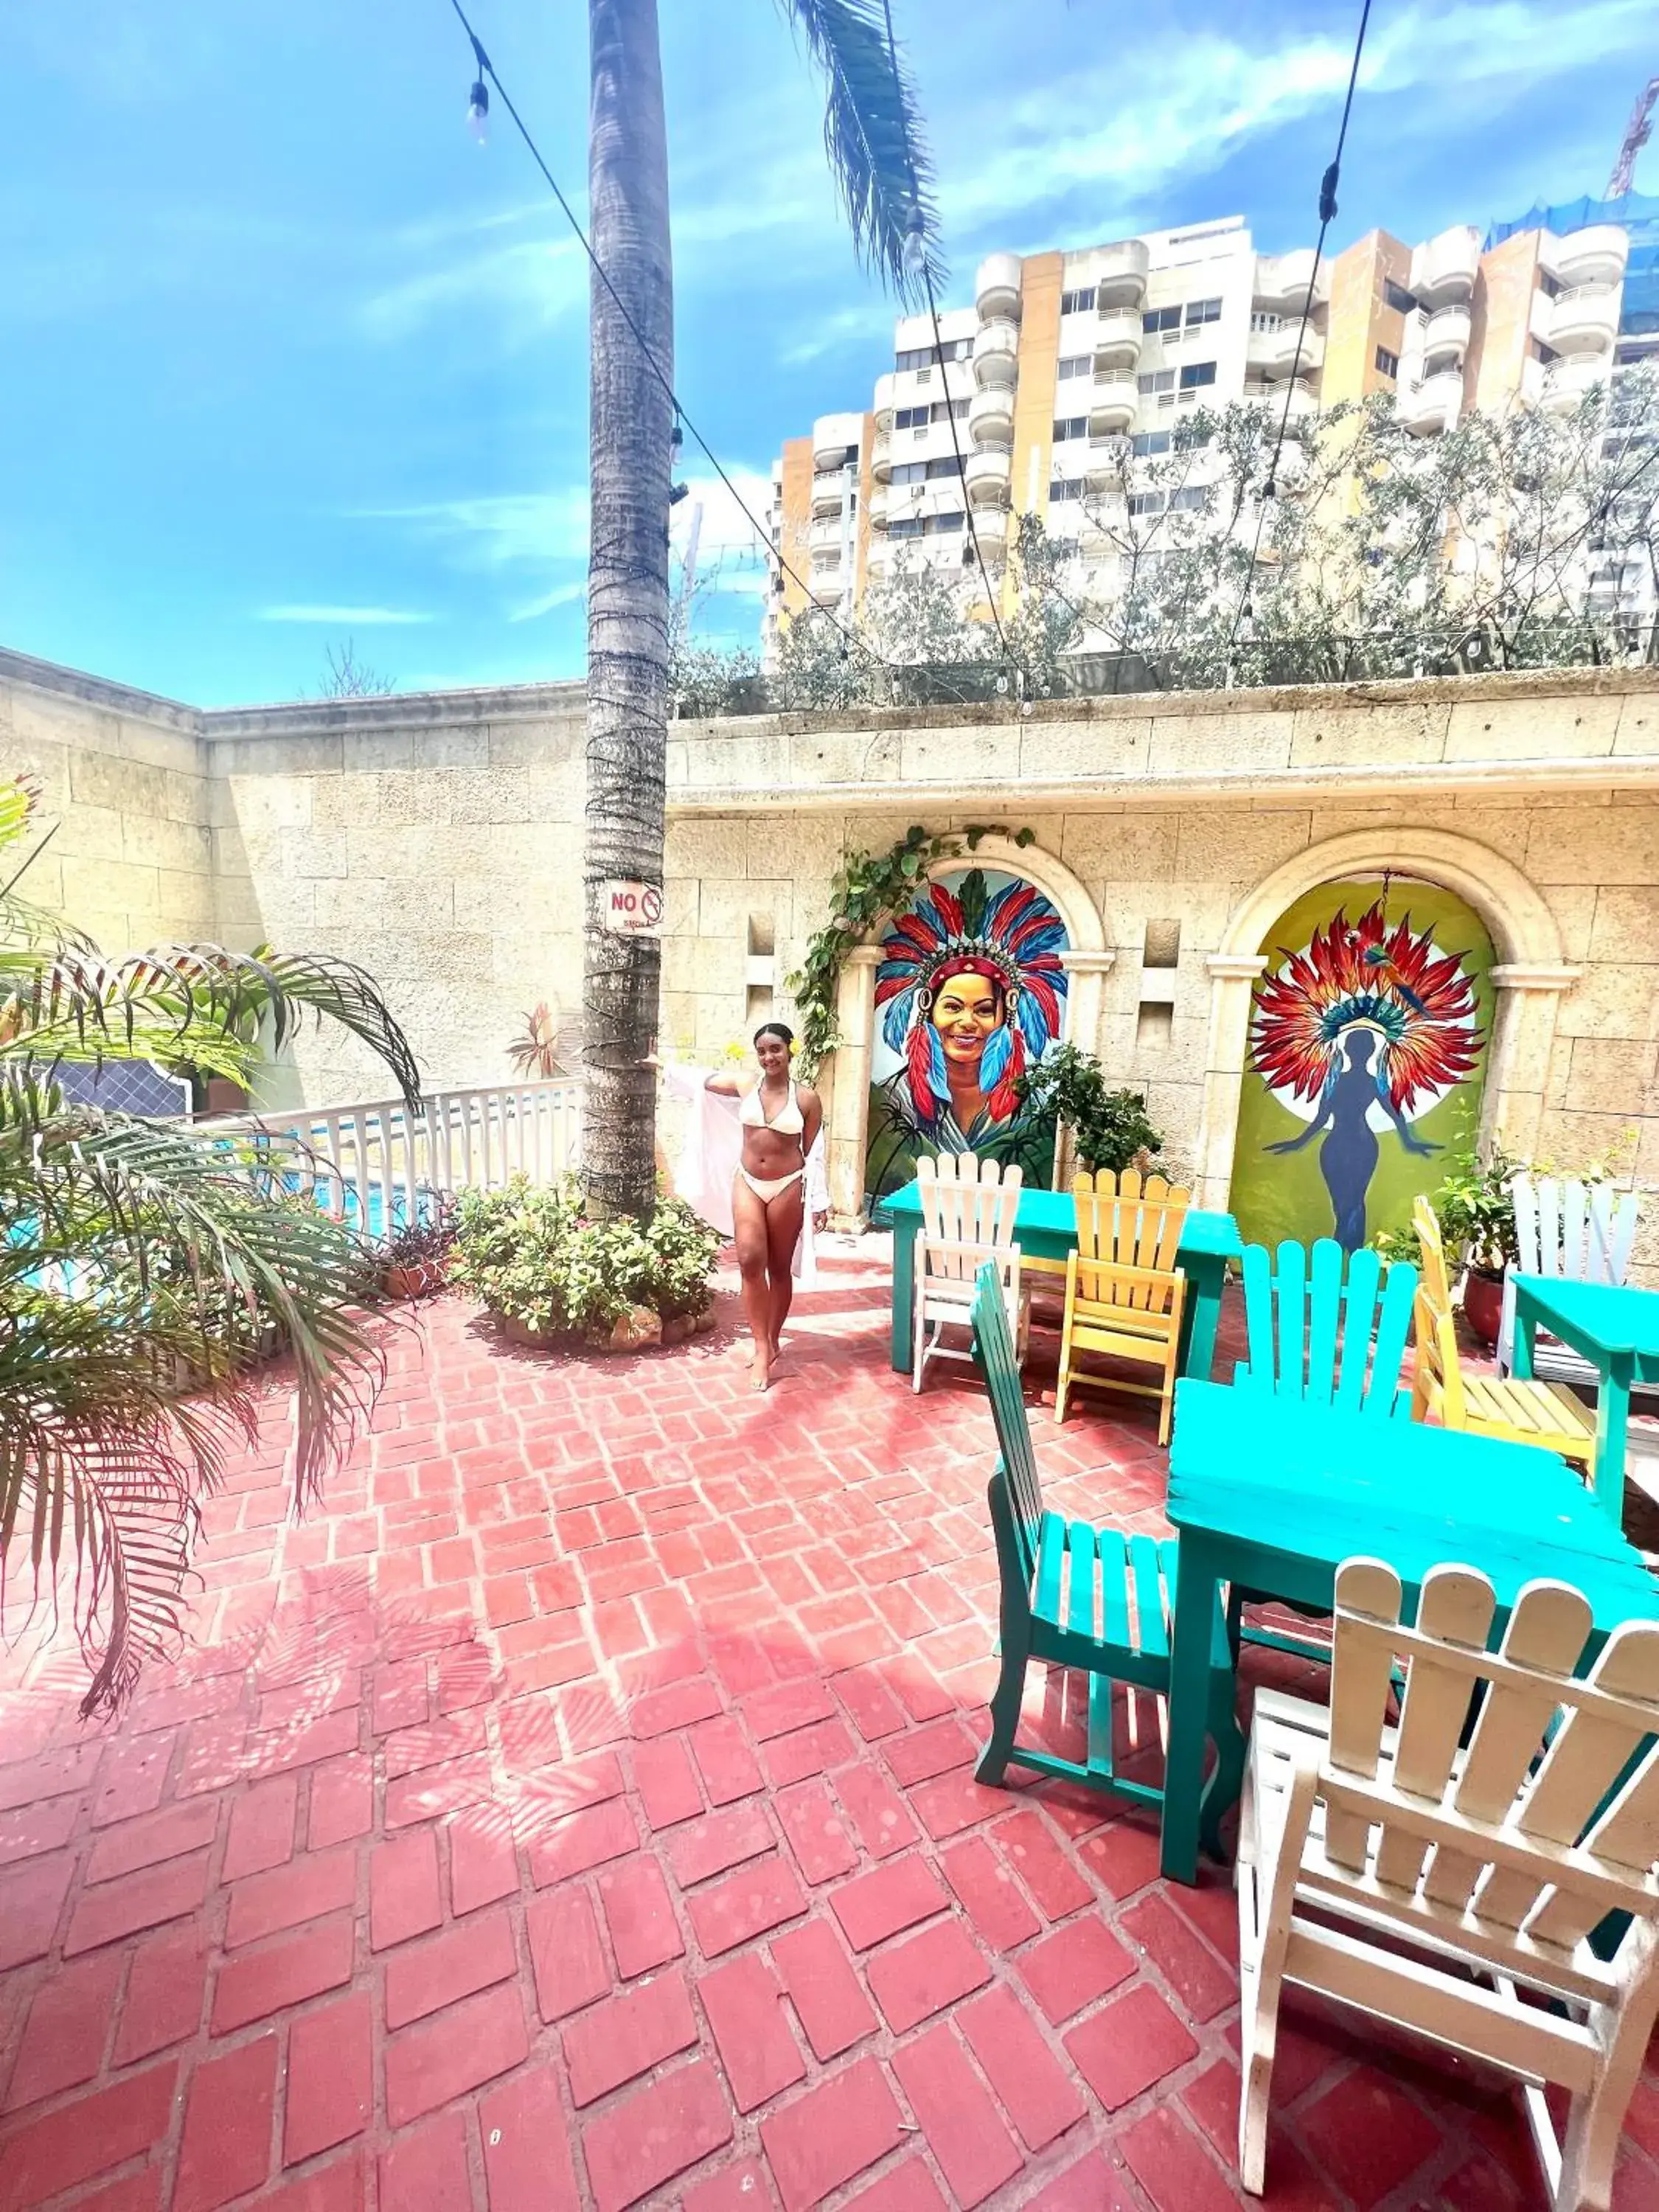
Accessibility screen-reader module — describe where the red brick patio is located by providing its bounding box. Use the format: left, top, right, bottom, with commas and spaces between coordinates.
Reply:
3, 1244, 1659, 2211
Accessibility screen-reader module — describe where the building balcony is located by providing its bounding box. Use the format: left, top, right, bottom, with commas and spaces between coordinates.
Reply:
1084, 438, 1128, 489
973, 319, 1020, 388
1542, 355, 1613, 416
1408, 226, 1481, 309
967, 386, 1014, 448
1093, 307, 1144, 371
966, 504, 1009, 552
1419, 302, 1471, 369
872, 372, 897, 430
1093, 238, 1150, 307
1398, 369, 1464, 437
808, 517, 848, 552
975, 252, 1022, 322
1088, 375, 1138, 434
812, 411, 863, 470
870, 431, 891, 482
1252, 248, 1329, 316
1246, 322, 1325, 379
809, 573, 845, 606
1242, 377, 1318, 421
810, 477, 846, 519
964, 449, 1012, 507
1541, 224, 1630, 292
866, 481, 891, 529
1540, 283, 1621, 357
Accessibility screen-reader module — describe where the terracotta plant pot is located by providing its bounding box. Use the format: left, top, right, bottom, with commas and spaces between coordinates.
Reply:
1461, 1267, 1505, 1349
382, 1261, 442, 1301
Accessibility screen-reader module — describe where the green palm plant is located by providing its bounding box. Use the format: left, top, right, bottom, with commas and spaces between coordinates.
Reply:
581, 0, 940, 1217
0, 777, 422, 1716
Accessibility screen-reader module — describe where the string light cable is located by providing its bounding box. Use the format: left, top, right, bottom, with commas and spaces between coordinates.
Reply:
1225, 0, 1374, 665
444, 0, 891, 676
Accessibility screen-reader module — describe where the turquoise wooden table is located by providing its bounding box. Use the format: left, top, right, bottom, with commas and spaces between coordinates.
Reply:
884, 1182, 1242, 1381
1512, 1273, 1659, 1527
1160, 1377, 1659, 1885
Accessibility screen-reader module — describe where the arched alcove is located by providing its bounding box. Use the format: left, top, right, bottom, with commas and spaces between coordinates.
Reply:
1193, 827, 1578, 1214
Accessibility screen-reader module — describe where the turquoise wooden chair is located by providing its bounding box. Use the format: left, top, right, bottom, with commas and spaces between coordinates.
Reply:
970, 1261, 1244, 1857
1229, 1239, 1419, 1665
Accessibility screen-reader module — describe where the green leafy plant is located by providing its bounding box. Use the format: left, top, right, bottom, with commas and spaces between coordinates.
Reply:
1422, 1147, 1525, 1276
449, 1178, 718, 1340
380, 1197, 459, 1277
0, 775, 421, 1716
785, 821, 1036, 1082
1011, 1046, 1165, 1175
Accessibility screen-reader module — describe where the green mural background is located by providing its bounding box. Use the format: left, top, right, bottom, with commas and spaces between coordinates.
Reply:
1231, 874, 1496, 1253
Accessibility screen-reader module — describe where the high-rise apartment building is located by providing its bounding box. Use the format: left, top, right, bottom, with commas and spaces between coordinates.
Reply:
763, 197, 1655, 656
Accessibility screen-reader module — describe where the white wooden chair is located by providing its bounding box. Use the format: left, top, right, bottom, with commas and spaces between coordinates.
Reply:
913, 1154, 1028, 1392
1237, 1556, 1659, 2211
1498, 1176, 1641, 1382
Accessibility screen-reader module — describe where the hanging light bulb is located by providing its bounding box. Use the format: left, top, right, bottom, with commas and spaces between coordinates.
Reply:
467, 77, 490, 144
901, 206, 928, 282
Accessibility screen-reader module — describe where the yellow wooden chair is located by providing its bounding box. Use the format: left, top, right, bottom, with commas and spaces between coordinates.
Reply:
1056, 1169, 1189, 1442
1411, 1195, 1597, 1486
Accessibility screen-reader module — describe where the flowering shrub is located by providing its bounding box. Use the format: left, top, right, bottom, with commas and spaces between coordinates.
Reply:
449, 1178, 718, 1341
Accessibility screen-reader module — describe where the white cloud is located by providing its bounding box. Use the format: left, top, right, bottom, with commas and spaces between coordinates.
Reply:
257, 604, 434, 625
509, 580, 588, 622
369, 488, 590, 569
359, 235, 585, 343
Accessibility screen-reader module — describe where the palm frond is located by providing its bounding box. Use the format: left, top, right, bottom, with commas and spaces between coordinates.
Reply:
776, 0, 943, 303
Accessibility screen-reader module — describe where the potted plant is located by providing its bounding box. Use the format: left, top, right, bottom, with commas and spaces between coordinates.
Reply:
1012, 1046, 1166, 1175
380, 1199, 457, 1301
1424, 1149, 1521, 1348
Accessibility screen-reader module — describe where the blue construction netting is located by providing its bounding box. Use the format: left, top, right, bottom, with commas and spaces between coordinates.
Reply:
1486, 190, 1659, 338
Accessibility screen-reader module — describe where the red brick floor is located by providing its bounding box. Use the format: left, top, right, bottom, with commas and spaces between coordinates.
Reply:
3, 1245, 1659, 2211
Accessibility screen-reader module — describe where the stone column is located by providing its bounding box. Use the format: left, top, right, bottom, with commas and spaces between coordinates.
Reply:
1052, 948, 1117, 1187
1485, 962, 1579, 1164
1193, 953, 1268, 1213
824, 945, 883, 1227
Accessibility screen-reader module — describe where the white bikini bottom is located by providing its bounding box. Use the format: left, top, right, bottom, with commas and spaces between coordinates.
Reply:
737, 1166, 804, 1204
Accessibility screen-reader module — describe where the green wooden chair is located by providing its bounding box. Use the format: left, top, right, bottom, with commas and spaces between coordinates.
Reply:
970, 1260, 1244, 1857
1229, 1239, 1419, 1664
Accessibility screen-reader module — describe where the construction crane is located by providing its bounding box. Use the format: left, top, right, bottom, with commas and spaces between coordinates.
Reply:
1607, 75, 1659, 199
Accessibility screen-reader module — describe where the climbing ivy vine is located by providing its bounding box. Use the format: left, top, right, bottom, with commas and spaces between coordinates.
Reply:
785, 821, 1036, 1082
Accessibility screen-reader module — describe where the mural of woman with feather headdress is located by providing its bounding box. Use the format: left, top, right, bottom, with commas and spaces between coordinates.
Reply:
863, 867, 1069, 1203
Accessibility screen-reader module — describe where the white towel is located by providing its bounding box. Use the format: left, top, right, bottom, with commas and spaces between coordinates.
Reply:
660, 1062, 826, 1286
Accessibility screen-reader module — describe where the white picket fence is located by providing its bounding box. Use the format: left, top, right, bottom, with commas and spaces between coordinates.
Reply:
207, 1079, 582, 1237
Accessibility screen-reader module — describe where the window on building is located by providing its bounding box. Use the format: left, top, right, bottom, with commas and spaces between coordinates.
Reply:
1538, 271, 1562, 300
1185, 296, 1222, 327
1375, 346, 1399, 379
1057, 354, 1092, 381
894, 406, 926, 431
1178, 361, 1217, 390
1142, 305, 1181, 335
1172, 422, 1214, 452
1052, 415, 1088, 443
895, 339, 972, 369
1131, 430, 1172, 457
890, 516, 924, 538
890, 460, 926, 484
1532, 339, 1559, 364
1048, 477, 1085, 502
924, 456, 964, 479
844, 444, 860, 465
923, 511, 964, 535
1060, 285, 1097, 314
1168, 486, 1206, 512
933, 400, 969, 422
1250, 309, 1283, 333
1137, 370, 1176, 397
1128, 491, 1166, 517
1384, 278, 1416, 314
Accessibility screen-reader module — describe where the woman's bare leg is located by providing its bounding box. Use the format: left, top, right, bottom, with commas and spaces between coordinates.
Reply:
731, 1175, 773, 1388
763, 1180, 805, 1368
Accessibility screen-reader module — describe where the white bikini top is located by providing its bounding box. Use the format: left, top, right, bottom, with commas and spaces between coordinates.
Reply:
739, 1083, 804, 1135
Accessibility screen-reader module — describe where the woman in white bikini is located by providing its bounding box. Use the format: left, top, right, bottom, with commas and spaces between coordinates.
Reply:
704, 1024, 823, 1391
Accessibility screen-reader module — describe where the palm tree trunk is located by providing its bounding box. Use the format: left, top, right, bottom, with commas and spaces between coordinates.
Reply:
584, 0, 673, 1219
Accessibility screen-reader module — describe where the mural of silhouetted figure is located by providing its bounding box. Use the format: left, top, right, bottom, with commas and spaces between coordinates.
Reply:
1266, 1026, 1437, 1251
1251, 900, 1482, 1254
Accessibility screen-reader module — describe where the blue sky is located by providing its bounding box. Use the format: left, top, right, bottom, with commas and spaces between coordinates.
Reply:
3, 0, 1653, 705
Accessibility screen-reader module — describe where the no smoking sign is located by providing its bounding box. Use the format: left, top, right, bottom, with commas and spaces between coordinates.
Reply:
601, 880, 665, 936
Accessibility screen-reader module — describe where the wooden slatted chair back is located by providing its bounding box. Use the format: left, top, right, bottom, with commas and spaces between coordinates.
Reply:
1411, 1197, 1471, 1427
1324, 1556, 1659, 1990
972, 1259, 1044, 1587
1413, 1194, 1455, 1312
1515, 1175, 1641, 1291
1240, 1239, 1417, 1417
1071, 1167, 1190, 1314
917, 1152, 1023, 1280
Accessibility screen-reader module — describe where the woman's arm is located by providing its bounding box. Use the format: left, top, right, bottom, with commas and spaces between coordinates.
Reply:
704, 1069, 744, 1096
799, 1086, 824, 1158
800, 1089, 828, 1226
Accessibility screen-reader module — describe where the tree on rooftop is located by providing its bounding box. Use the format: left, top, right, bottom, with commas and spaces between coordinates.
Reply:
0, 777, 422, 1715
583, 0, 939, 1217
